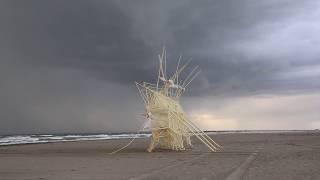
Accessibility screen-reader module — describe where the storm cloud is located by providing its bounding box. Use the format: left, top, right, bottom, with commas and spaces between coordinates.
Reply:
0, 0, 319, 134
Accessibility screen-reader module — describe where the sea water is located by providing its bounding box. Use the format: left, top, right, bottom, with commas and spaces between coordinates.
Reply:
0, 130, 306, 146
0, 133, 151, 146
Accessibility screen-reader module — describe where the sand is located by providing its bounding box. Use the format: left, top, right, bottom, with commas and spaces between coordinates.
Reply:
0, 131, 319, 180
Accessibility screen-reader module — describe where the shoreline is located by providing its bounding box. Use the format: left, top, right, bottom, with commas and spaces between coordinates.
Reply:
1, 130, 317, 147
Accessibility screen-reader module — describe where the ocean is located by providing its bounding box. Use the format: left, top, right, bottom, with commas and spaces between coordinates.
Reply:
0, 133, 151, 146
0, 130, 307, 146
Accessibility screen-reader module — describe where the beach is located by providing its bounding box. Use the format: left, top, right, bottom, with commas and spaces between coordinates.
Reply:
0, 131, 319, 180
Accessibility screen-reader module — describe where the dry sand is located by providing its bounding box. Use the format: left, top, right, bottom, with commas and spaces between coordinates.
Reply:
0, 131, 319, 180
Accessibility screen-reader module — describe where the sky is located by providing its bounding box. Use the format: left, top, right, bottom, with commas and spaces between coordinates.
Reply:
0, 0, 319, 135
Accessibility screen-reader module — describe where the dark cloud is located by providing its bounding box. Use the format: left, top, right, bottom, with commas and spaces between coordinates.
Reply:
1, 0, 320, 134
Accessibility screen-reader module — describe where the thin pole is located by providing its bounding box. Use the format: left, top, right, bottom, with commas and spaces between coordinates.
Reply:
181, 120, 216, 152
169, 112, 218, 151
164, 47, 167, 80
183, 119, 219, 150
182, 66, 199, 87
187, 119, 222, 148
183, 70, 201, 89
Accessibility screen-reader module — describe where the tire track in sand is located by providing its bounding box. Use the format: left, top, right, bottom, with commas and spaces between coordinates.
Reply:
128, 153, 209, 180
225, 144, 264, 180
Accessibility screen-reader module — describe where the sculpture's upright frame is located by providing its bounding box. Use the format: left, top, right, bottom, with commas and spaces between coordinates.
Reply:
136, 48, 221, 152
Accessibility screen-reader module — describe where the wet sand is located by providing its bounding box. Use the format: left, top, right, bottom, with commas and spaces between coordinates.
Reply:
0, 131, 319, 180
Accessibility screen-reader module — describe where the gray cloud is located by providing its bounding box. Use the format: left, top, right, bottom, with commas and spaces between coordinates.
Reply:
1, 0, 320, 134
